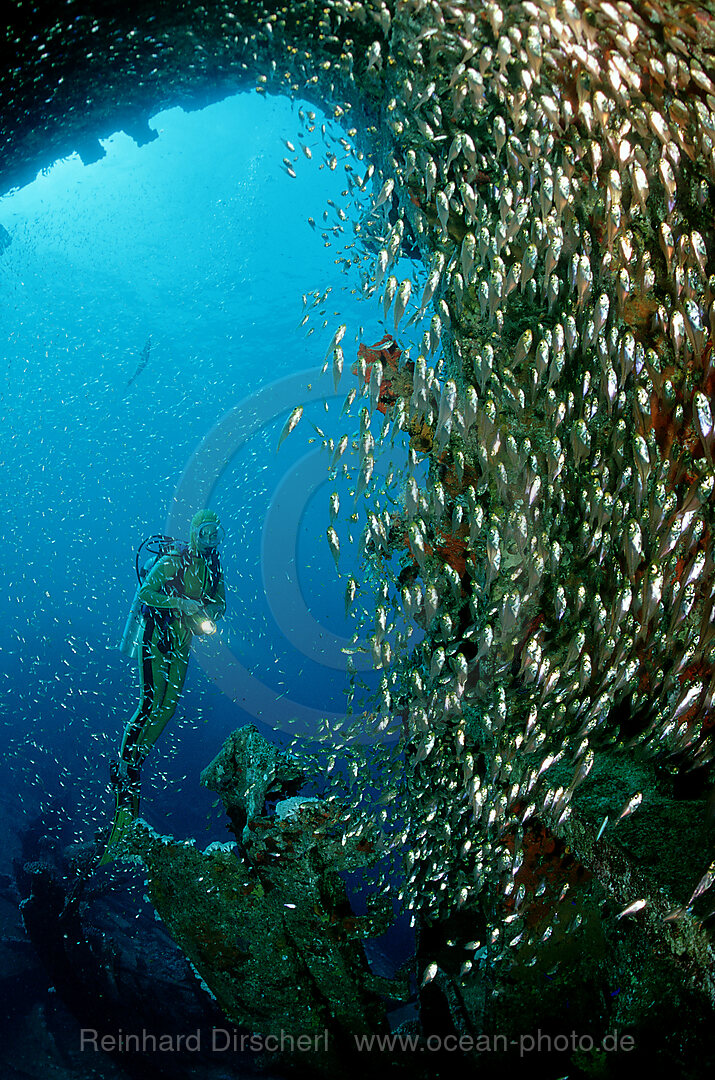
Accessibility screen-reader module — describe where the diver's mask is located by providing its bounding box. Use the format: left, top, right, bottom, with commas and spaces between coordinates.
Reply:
197, 522, 225, 551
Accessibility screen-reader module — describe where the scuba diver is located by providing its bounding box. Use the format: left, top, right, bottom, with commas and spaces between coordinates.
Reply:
98, 509, 226, 866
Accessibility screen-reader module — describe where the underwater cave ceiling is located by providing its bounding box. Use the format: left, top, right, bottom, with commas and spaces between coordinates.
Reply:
0, 0, 383, 192
8, 0, 715, 1062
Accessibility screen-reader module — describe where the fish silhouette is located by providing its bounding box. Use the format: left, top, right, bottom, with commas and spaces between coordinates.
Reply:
126, 336, 152, 389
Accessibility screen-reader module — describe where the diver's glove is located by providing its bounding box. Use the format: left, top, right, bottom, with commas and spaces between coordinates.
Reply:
203, 599, 225, 622
174, 596, 217, 635
175, 597, 204, 618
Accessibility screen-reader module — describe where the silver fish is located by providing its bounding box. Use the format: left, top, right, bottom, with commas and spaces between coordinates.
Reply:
374, 176, 394, 207
332, 346, 344, 391
277, 406, 303, 451
394, 279, 412, 329
688, 860, 715, 905
617, 899, 648, 919
325, 324, 346, 363
326, 526, 340, 569
344, 577, 357, 616
617, 792, 642, 820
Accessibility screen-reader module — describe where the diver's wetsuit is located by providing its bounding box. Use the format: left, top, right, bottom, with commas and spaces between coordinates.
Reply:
100, 530, 226, 864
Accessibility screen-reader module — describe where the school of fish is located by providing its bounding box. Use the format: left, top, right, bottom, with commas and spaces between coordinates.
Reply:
272, 0, 715, 979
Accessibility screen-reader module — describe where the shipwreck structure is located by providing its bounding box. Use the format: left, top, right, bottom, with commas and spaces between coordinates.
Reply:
120, 726, 401, 1057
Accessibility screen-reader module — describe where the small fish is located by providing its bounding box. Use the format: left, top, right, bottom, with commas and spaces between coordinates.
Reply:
593, 292, 610, 335
568, 749, 594, 791
617, 898, 648, 919
332, 434, 349, 466
325, 324, 347, 363
514, 329, 532, 366
429, 647, 445, 678
355, 454, 374, 498
520, 244, 538, 291
408, 523, 426, 570
344, 576, 357, 616
374, 248, 390, 289
617, 792, 642, 820
327, 526, 340, 569
694, 391, 713, 447
424, 157, 437, 200
369, 361, 384, 413
374, 177, 394, 208
277, 406, 303, 451
434, 379, 457, 442
394, 279, 411, 329
688, 860, 715, 905
341, 388, 357, 416
419, 268, 440, 312
366, 40, 382, 70
332, 346, 344, 391
421, 962, 438, 987
382, 275, 398, 318
435, 190, 450, 232
576, 254, 592, 307
624, 519, 643, 578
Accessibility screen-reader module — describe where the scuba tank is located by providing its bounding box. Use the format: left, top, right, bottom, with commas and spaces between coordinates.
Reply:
119, 535, 179, 660
119, 585, 145, 659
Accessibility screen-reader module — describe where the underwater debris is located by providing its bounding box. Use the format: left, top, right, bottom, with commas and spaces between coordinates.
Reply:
117, 726, 404, 1056
200, 722, 305, 840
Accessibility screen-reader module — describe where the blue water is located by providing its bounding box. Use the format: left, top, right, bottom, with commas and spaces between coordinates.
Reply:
0, 92, 432, 851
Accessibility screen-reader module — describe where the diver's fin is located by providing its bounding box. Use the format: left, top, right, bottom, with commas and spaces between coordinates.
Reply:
96, 806, 137, 867
95, 761, 141, 868
59, 769, 140, 917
